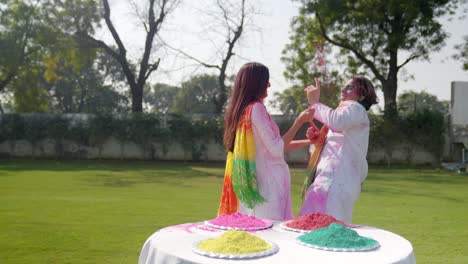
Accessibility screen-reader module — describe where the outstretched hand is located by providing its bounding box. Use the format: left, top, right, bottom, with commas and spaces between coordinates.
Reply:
304, 78, 321, 105
297, 107, 315, 125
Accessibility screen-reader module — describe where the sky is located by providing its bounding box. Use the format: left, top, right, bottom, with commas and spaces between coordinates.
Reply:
98, 0, 468, 112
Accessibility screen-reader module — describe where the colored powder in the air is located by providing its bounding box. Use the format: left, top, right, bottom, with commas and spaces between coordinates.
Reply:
287, 212, 345, 230
208, 213, 267, 228
298, 223, 378, 249
197, 230, 271, 254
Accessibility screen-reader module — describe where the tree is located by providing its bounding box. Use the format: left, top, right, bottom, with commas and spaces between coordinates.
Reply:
144, 83, 178, 114
455, 35, 468, 71
12, 68, 49, 113
0, 0, 108, 113
0, 0, 45, 113
277, 16, 342, 115
77, 0, 180, 112
42, 47, 129, 113
172, 74, 219, 114
291, 0, 459, 119
164, 0, 250, 114
397, 90, 449, 117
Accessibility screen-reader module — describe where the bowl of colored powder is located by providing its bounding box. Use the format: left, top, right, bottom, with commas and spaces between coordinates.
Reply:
296, 223, 380, 252
205, 213, 272, 231
279, 212, 347, 233
192, 230, 279, 259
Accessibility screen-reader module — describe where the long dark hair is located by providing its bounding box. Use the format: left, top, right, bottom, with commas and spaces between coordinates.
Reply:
352, 76, 378, 111
224, 62, 270, 151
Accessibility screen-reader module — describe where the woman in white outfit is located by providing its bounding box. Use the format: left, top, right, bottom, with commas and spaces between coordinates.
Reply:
299, 76, 378, 223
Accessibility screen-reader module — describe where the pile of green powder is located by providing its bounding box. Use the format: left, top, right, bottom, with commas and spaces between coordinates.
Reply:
298, 223, 378, 250
197, 230, 271, 254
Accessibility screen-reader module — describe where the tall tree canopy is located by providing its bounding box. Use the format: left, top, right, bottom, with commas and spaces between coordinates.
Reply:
0, 0, 127, 113
78, 0, 180, 112
287, 0, 460, 118
0, 0, 48, 112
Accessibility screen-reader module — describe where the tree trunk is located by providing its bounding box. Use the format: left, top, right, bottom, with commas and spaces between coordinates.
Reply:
214, 72, 227, 114
382, 50, 399, 119
382, 81, 398, 119
131, 83, 144, 112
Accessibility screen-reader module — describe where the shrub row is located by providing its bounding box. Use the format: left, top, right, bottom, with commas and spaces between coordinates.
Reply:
0, 113, 223, 161
0, 109, 445, 163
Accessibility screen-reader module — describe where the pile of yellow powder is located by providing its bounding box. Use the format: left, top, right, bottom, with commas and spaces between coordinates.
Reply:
197, 230, 271, 254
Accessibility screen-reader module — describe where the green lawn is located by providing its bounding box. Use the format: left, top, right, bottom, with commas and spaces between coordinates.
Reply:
1, 160, 467, 263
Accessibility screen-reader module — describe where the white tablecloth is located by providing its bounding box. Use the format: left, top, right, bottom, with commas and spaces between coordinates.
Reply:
138, 222, 416, 264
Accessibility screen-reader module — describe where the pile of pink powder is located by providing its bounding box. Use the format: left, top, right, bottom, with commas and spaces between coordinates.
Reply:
287, 213, 346, 231
207, 213, 268, 229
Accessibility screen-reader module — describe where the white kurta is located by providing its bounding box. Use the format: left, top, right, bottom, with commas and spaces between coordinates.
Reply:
299, 100, 370, 223
238, 102, 294, 221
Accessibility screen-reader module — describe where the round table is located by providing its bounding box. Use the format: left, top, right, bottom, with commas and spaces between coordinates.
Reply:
138, 222, 416, 264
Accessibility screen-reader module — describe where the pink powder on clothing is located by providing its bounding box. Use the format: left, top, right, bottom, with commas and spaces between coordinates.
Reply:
208, 213, 268, 228
287, 213, 346, 231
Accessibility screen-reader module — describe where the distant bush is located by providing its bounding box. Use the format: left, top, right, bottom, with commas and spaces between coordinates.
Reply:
369, 110, 445, 165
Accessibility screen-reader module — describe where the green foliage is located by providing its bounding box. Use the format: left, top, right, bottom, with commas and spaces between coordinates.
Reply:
454, 35, 468, 71
145, 83, 179, 114
398, 90, 449, 117
401, 109, 445, 160
168, 114, 221, 161
127, 114, 167, 159
0, 113, 222, 161
0, 0, 45, 95
369, 109, 445, 164
67, 118, 90, 158
88, 114, 114, 156
368, 114, 402, 165
278, 14, 342, 115
0, 113, 24, 153
46, 115, 69, 157
291, 0, 460, 117
12, 68, 49, 112
0, 0, 125, 114
41, 45, 129, 113
22, 114, 52, 156
172, 74, 219, 114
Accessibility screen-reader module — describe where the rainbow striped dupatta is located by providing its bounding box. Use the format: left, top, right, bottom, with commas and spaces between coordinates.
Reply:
300, 125, 329, 200
217, 104, 266, 215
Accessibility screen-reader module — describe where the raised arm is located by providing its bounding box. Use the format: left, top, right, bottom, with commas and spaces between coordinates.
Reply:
312, 102, 368, 131
304, 78, 367, 131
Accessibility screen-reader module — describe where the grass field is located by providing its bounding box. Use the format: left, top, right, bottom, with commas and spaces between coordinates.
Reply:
1, 160, 467, 263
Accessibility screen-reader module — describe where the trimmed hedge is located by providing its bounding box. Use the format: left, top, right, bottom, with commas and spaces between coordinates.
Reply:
0, 110, 445, 163
0, 113, 222, 161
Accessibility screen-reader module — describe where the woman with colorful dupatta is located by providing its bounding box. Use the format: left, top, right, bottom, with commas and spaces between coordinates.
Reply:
300, 76, 378, 223
218, 62, 313, 221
